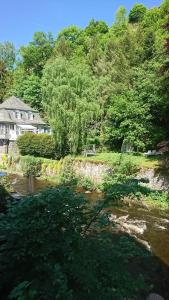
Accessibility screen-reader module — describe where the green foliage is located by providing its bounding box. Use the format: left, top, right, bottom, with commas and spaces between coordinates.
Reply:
57, 25, 82, 43
115, 6, 128, 26
129, 4, 147, 23
0, 42, 16, 70
20, 32, 54, 76
59, 156, 77, 185
102, 156, 139, 193
0, 175, 13, 212
85, 19, 109, 36
17, 133, 57, 159
20, 155, 42, 176
145, 191, 169, 209
0, 187, 150, 299
10, 69, 42, 110
0, 60, 13, 101
113, 6, 128, 35
42, 57, 99, 155
161, 0, 169, 13
2, 1, 169, 153
78, 176, 95, 191
105, 93, 151, 151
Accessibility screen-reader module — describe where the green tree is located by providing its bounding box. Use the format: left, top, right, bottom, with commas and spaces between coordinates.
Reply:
161, 0, 169, 13
57, 25, 82, 43
20, 32, 54, 76
9, 67, 42, 110
85, 19, 109, 36
42, 57, 99, 155
105, 93, 151, 151
129, 4, 147, 23
0, 60, 12, 101
115, 6, 128, 26
0, 42, 16, 70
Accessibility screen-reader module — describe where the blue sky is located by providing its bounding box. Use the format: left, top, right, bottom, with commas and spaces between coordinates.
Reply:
1, 0, 162, 48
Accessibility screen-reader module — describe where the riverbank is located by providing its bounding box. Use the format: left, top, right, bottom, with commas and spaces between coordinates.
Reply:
0, 152, 168, 210
5, 171, 169, 212
5, 173, 169, 262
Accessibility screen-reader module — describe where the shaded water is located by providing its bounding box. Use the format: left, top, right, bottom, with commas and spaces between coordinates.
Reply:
9, 174, 169, 268
9, 173, 56, 196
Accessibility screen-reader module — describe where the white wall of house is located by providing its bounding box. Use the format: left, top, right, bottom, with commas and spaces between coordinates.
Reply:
0, 123, 49, 141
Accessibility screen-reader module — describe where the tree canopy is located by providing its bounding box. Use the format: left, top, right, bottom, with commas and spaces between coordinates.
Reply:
1, 0, 169, 154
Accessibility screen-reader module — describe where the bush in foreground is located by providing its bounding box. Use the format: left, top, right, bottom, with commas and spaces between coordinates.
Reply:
0, 175, 13, 212
0, 187, 150, 299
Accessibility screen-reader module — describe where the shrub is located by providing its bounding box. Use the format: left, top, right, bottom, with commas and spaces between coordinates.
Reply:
20, 155, 42, 176
0, 175, 13, 212
17, 133, 58, 159
102, 157, 139, 190
78, 176, 95, 191
59, 156, 78, 185
145, 191, 169, 208
0, 187, 149, 299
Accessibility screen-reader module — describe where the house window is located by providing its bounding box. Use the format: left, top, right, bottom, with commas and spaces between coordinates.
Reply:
28, 112, 34, 121
10, 124, 14, 130
15, 111, 21, 119
0, 124, 5, 134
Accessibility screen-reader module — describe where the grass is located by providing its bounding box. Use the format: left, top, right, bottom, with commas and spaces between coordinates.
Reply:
76, 152, 161, 169
144, 191, 169, 210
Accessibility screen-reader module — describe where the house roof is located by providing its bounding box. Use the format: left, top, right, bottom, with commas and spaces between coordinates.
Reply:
0, 96, 37, 112
9, 111, 46, 125
0, 109, 14, 123
0, 96, 46, 125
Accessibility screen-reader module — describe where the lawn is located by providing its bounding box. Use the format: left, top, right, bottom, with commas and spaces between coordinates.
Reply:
76, 152, 161, 169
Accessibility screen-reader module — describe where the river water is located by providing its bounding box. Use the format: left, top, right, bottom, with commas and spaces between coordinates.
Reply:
9, 174, 169, 268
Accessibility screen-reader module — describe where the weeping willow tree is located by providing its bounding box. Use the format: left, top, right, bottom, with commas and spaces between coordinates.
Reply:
42, 57, 99, 155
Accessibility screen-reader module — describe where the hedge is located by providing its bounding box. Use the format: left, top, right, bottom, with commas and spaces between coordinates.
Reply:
17, 133, 58, 159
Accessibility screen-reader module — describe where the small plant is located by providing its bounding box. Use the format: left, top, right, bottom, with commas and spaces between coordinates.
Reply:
1, 154, 8, 169
20, 155, 42, 176
59, 156, 78, 185
78, 176, 95, 191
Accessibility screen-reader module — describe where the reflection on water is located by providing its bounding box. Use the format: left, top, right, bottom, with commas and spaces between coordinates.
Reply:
9, 173, 57, 196
9, 174, 169, 267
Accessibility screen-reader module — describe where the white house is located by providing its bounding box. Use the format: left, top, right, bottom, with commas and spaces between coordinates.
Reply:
0, 96, 49, 153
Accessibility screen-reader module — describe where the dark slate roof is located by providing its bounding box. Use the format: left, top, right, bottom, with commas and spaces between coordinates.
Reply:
0, 96, 37, 111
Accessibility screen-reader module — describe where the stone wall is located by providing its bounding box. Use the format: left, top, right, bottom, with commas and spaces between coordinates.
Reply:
73, 160, 110, 184
137, 168, 169, 191
0, 144, 8, 155
73, 160, 169, 191
8, 141, 18, 155
0, 141, 18, 156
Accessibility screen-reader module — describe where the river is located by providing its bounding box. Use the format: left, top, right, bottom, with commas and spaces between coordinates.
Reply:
9, 174, 169, 268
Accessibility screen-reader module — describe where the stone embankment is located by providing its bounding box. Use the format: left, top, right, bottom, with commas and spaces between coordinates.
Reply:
73, 160, 169, 191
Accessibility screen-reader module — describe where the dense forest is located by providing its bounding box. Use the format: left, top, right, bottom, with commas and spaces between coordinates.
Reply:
1, 1, 169, 155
